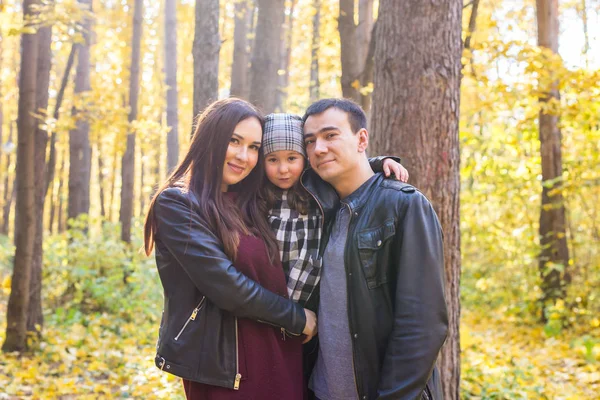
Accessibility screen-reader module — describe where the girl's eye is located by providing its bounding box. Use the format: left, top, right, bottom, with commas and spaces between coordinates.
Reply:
267, 157, 277, 163
288, 156, 298, 162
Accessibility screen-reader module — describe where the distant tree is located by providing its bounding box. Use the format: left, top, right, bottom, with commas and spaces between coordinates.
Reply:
192, 0, 219, 120
249, 0, 286, 113
230, 0, 252, 99
309, 0, 321, 103
275, 0, 296, 111
3, 0, 39, 353
120, 0, 143, 243
165, 0, 179, 172
370, 0, 463, 398
68, 0, 93, 223
536, 0, 570, 312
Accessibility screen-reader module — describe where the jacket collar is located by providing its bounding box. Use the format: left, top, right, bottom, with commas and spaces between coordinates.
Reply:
340, 173, 382, 212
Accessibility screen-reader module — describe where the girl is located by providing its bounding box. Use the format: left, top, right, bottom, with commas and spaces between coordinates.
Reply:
260, 113, 408, 307
144, 99, 316, 400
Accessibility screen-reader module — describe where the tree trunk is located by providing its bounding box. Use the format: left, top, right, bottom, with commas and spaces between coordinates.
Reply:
357, 0, 374, 112
165, 0, 179, 172
120, 0, 143, 243
309, 0, 321, 103
536, 0, 570, 312
57, 144, 67, 233
45, 44, 77, 200
338, 0, 360, 102
28, 21, 53, 336
249, 0, 285, 113
68, 0, 92, 223
275, 0, 296, 112
108, 148, 118, 223
370, 1, 463, 398
192, 0, 219, 120
3, 0, 39, 353
97, 143, 106, 218
230, 0, 252, 99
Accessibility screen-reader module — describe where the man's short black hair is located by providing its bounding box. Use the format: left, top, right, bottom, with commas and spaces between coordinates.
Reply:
302, 98, 367, 134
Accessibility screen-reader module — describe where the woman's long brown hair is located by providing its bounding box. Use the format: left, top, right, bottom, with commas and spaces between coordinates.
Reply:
143, 98, 278, 262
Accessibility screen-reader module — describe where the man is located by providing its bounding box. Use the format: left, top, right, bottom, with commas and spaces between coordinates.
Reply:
301, 99, 448, 400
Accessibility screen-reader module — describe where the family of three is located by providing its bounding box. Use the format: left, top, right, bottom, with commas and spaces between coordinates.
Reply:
143, 97, 448, 400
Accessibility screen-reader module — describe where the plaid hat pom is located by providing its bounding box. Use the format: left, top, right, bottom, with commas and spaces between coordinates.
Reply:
263, 113, 306, 157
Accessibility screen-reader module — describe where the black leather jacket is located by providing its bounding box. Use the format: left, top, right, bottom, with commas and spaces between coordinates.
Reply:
301, 168, 448, 400
151, 187, 306, 388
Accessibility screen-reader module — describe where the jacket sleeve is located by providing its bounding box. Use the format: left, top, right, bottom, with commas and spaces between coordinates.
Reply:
377, 192, 448, 400
154, 188, 306, 335
368, 156, 402, 173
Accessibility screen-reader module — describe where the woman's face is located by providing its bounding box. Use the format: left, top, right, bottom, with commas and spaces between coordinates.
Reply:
221, 117, 263, 192
264, 150, 305, 190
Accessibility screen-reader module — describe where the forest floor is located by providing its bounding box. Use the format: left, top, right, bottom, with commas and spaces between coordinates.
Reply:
0, 259, 598, 399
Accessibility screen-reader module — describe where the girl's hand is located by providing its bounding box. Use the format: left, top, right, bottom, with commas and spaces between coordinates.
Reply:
302, 309, 318, 344
382, 159, 409, 182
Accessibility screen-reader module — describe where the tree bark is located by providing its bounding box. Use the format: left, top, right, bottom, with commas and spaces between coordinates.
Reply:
28, 21, 53, 336
309, 0, 321, 103
357, 0, 374, 111
192, 0, 219, 121
3, 0, 39, 353
68, 0, 92, 223
165, 0, 179, 172
338, 0, 361, 102
120, 0, 143, 243
370, 1, 463, 398
249, 0, 286, 113
536, 0, 570, 311
230, 0, 252, 99
1, 123, 13, 236
275, 0, 297, 112
97, 143, 106, 218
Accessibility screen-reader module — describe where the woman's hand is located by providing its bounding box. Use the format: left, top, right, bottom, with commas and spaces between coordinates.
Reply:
302, 309, 318, 344
382, 159, 409, 182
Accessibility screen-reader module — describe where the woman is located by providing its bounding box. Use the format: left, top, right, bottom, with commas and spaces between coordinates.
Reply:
144, 98, 316, 399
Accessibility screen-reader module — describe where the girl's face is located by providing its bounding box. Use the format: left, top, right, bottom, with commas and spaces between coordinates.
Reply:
265, 150, 305, 190
221, 117, 263, 192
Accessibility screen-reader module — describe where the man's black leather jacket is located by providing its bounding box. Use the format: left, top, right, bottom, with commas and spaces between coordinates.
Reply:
301, 167, 448, 400
151, 187, 306, 389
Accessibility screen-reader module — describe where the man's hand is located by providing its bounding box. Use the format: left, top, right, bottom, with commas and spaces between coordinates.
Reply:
382, 158, 409, 182
302, 309, 318, 344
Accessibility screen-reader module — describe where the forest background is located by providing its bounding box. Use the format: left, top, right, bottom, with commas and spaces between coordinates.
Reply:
0, 0, 599, 398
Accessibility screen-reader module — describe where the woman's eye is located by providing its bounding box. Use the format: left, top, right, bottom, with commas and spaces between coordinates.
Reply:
250, 145, 260, 151
230, 138, 239, 144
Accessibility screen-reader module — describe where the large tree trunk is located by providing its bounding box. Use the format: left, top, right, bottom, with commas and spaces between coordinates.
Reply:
192, 0, 219, 120
248, 0, 285, 113
28, 21, 53, 336
230, 0, 252, 99
370, 1, 463, 398
275, 0, 296, 112
68, 0, 92, 223
338, 0, 360, 102
536, 0, 570, 311
309, 0, 321, 103
165, 0, 179, 172
120, 0, 143, 243
3, 0, 39, 353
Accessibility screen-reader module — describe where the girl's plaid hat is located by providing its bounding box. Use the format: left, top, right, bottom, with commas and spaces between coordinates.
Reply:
262, 113, 305, 157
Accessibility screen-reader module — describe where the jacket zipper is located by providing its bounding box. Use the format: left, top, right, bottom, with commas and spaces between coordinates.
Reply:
234, 317, 242, 390
174, 296, 206, 341
341, 201, 362, 398
256, 319, 301, 339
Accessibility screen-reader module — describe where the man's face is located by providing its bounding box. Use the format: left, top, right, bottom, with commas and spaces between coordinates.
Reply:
303, 107, 367, 185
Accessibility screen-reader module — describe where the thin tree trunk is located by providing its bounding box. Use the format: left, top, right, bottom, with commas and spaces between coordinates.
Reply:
28, 21, 53, 336
360, 20, 376, 118
536, 0, 570, 312
68, 0, 93, 223
581, 0, 589, 68
357, 0, 374, 111
108, 148, 118, 223
192, 0, 219, 121
309, 0, 321, 103
275, 0, 296, 112
165, 0, 179, 172
230, 0, 252, 99
120, 0, 143, 243
3, 0, 39, 352
249, 0, 286, 113
57, 144, 66, 233
97, 143, 106, 218
370, 1, 463, 398
45, 44, 77, 199
463, 0, 480, 77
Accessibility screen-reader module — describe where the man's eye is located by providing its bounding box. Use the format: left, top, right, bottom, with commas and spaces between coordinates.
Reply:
305, 140, 314, 146
327, 133, 336, 139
